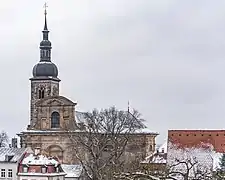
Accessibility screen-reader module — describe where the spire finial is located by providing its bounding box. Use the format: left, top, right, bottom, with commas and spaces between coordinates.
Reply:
128, 101, 130, 112
43, 2, 48, 30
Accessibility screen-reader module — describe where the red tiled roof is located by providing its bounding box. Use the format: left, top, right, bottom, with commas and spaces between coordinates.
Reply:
168, 130, 225, 153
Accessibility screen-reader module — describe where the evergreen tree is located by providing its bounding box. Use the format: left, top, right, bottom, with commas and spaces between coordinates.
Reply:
220, 154, 225, 171
215, 154, 225, 179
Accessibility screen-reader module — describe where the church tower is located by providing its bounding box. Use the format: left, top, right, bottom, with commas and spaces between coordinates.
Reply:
29, 8, 60, 129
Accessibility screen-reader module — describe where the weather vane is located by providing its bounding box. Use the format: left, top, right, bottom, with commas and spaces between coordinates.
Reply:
44, 2, 48, 15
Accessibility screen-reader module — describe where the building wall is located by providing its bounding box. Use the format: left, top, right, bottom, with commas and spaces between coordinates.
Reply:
30, 79, 59, 128
20, 132, 157, 164
34, 96, 76, 131
49, 176, 65, 180
19, 133, 77, 164
18, 175, 65, 180
0, 163, 17, 180
167, 130, 223, 178
65, 177, 78, 180
168, 130, 225, 152
18, 175, 48, 180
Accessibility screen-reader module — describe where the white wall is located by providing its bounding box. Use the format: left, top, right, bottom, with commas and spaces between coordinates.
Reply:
0, 163, 17, 180
18, 175, 48, 180
18, 175, 65, 180
51, 176, 65, 180
65, 177, 78, 180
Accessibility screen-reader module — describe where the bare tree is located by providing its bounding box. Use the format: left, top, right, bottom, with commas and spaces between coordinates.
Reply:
0, 131, 8, 147
68, 106, 146, 180
166, 157, 212, 180
118, 155, 213, 180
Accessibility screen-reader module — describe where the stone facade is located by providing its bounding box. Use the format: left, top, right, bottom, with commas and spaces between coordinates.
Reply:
19, 131, 157, 164
30, 78, 60, 128
18, 11, 158, 164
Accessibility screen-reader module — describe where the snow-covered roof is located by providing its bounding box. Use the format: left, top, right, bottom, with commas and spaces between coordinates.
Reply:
61, 164, 82, 178
0, 148, 26, 162
22, 154, 59, 165
75, 111, 86, 123
132, 128, 159, 135
75, 111, 158, 135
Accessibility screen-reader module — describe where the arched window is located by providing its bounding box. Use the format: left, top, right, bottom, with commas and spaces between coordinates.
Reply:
51, 112, 60, 128
41, 90, 44, 98
41, 50, 44, 58
149, 145, 153, 151
38, 88, 45, 99
38, 90, 42, 99
47, 145, 63, 163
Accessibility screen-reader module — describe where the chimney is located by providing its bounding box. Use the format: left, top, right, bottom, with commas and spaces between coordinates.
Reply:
11, 138, 18, 148
34, 147, 41, 156
156, 149, 159, 154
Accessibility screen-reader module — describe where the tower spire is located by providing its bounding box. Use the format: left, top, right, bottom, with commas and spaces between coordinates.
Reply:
39, 2, 52, 62
44, 2, 48, 30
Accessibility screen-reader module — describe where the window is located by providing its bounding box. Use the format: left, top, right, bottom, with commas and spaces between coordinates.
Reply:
51, 112, 60, 128
44, 50, 47, 57
149, 145, 153, 151
8, 169, 12, 178
46, 51, 49, 58
41, 90, 44, 98
1, 169, 5, 177
38, 88, 45, 99
56, 167, 59, 173
40, 50, 43, 58
41, 167, 47, 173
23, 166, 28, 173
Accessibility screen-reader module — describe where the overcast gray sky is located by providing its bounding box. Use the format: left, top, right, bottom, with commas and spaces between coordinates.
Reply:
1, 0, 225, 144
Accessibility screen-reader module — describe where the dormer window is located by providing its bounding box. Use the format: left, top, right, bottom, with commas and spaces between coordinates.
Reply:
23, 166, 28, 173
55, 167, 59, 173
41, 166, 47, 173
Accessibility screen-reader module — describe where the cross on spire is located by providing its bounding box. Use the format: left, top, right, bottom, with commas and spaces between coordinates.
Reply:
43, 2, 48, 30
44, 2, 48, 15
